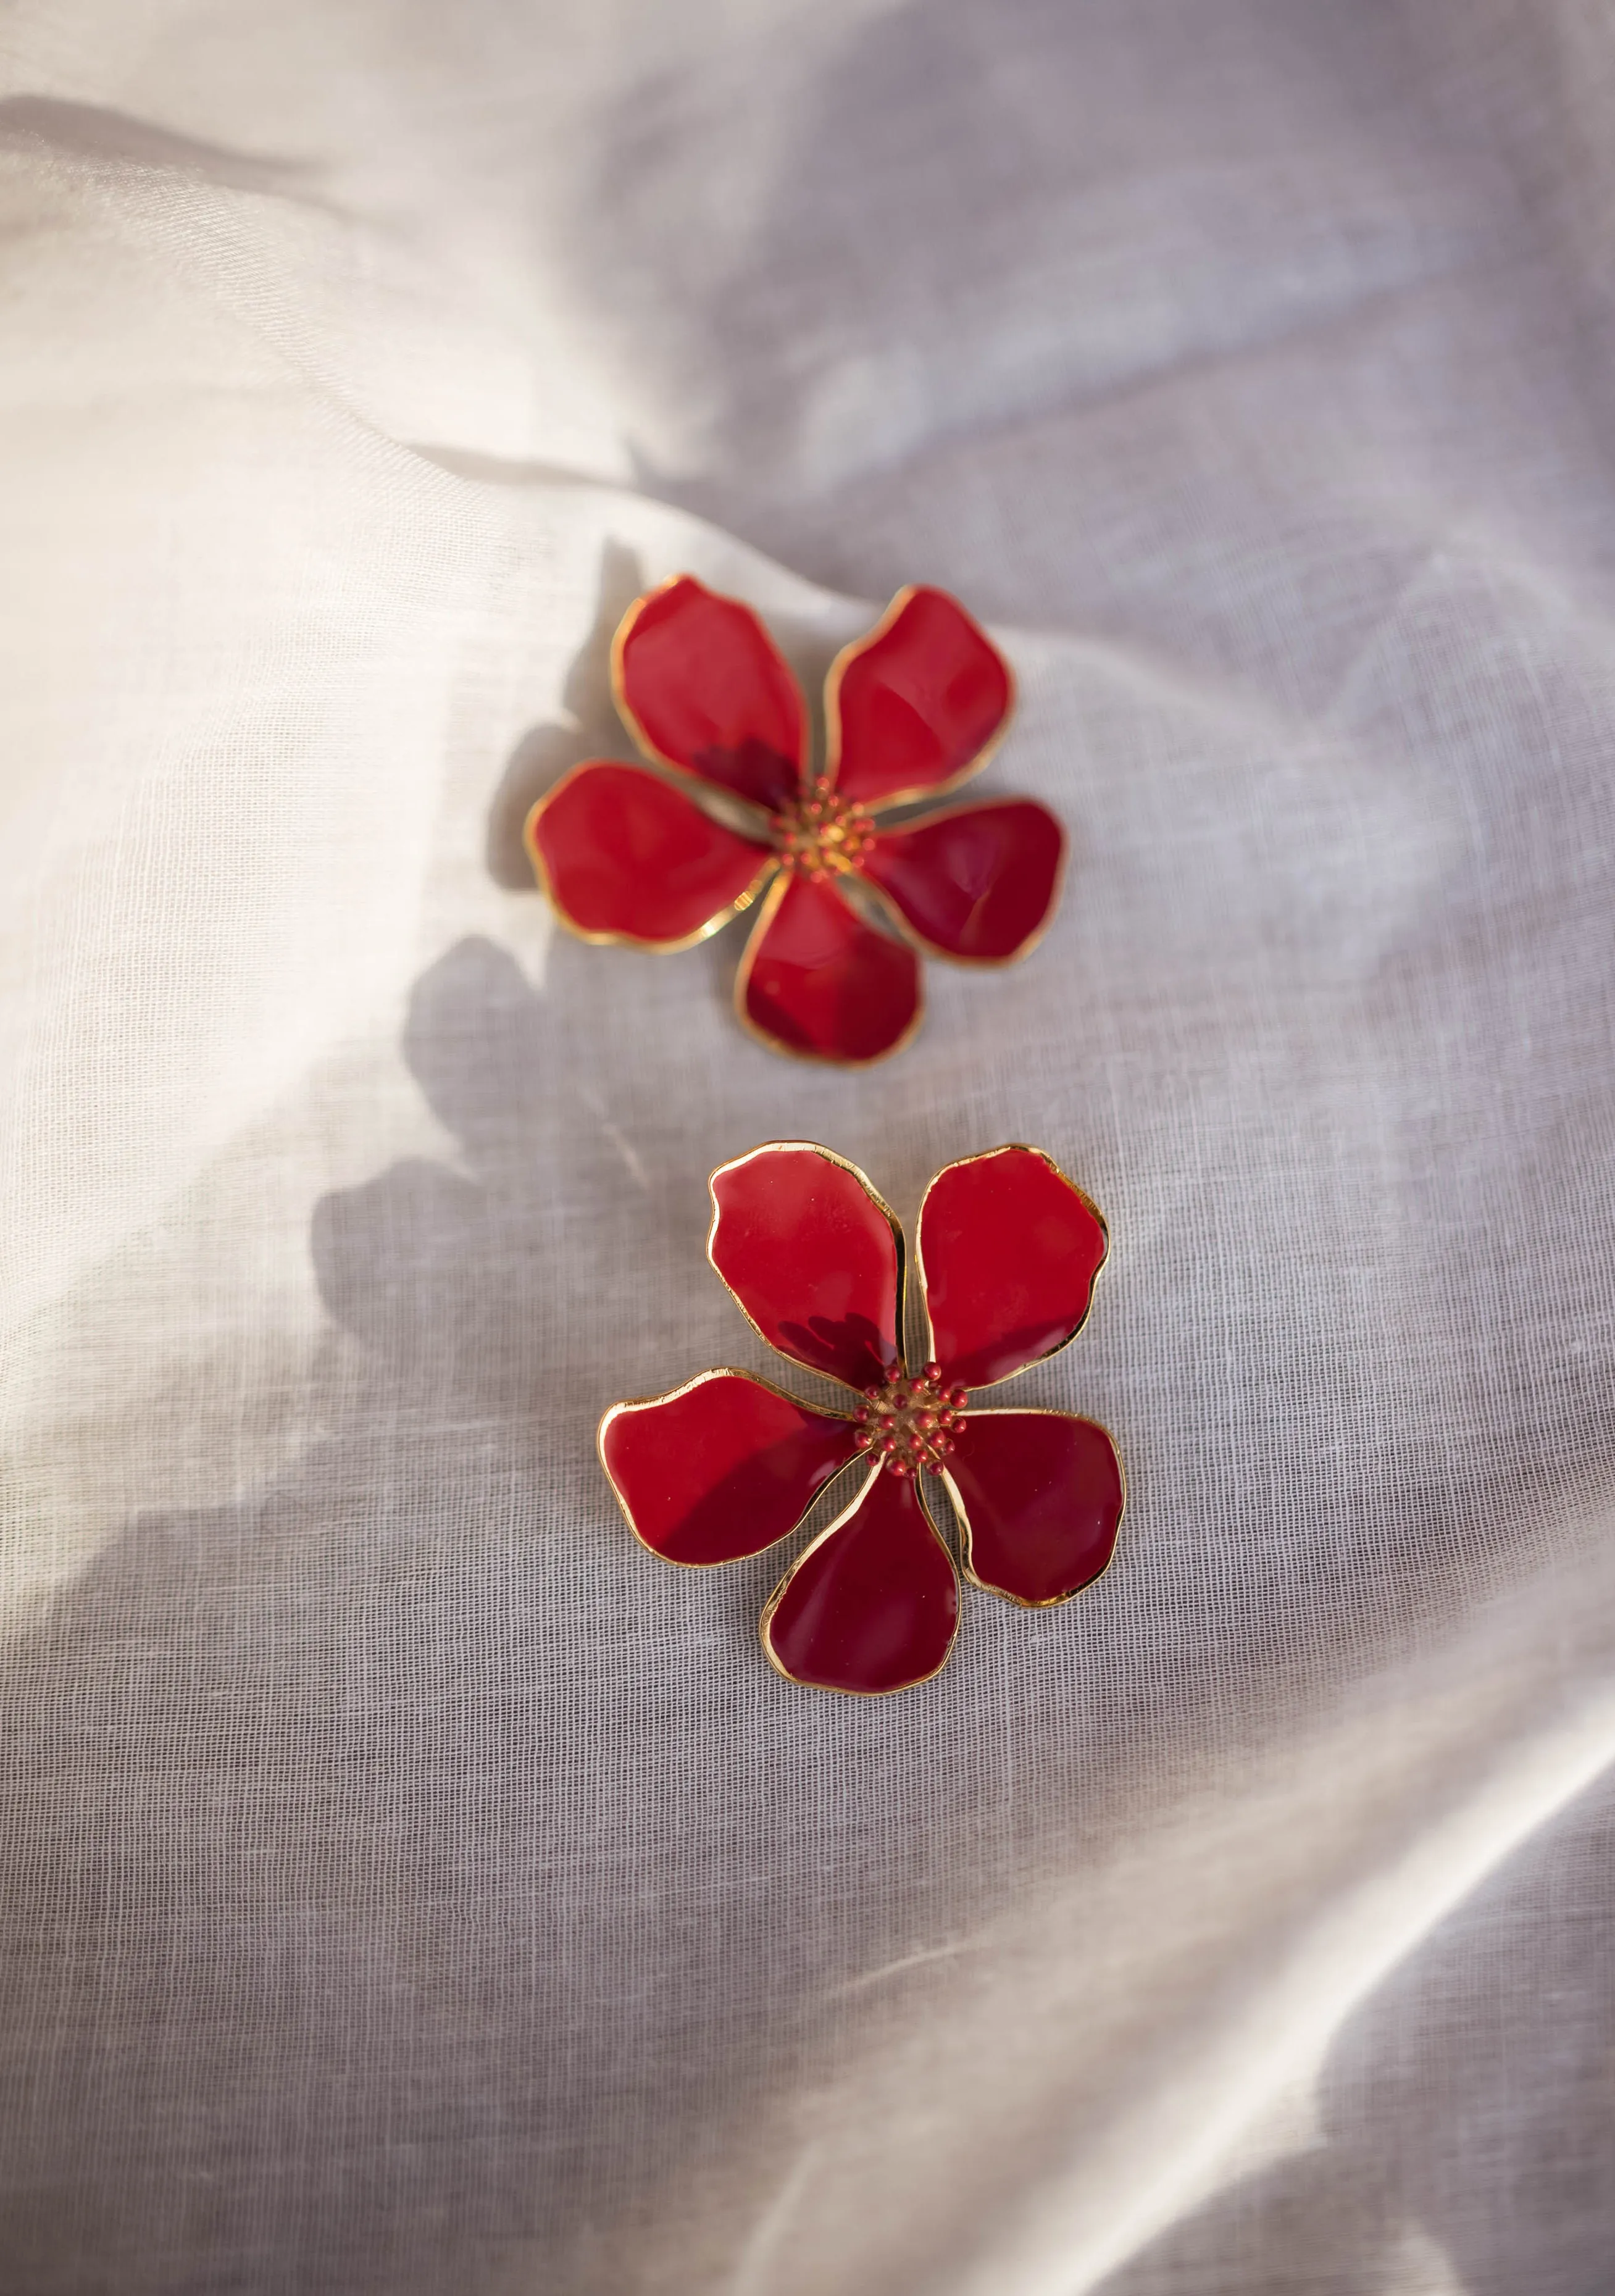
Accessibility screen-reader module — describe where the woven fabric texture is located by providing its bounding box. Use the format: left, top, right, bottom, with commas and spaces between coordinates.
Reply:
2, 3, 1613, 2290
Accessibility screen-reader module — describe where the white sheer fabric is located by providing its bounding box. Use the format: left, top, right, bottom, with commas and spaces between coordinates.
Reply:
1, 4, 1613, 2289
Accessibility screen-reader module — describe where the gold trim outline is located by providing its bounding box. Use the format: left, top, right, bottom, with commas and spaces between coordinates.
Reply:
610, 572, 809, 797
758, 1465, 962, 1697
524, 760, 777, 954
597, 1365, 861, 1570
937, 1407, 1127, 1609
822, 585, 1019, 815
914, 1143, 1111, 1390
706, 1140, 908, 1393
730, 871, 928, 1066
856, 796, 1068, 970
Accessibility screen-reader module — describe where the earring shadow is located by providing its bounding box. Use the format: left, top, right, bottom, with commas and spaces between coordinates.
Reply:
485, 537, 648, 889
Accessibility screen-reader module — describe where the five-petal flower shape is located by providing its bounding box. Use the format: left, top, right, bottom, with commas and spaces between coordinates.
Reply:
599, 1141, 1124, 1695
525, 577, 1064, 1064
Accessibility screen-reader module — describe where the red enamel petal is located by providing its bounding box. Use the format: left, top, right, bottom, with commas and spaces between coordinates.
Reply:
737, 874, 921, 1064
616, 576, 807, 811
762, 1468, 960, 1694
528, 761, 770, 948
827, 587, 1012, 808
600, 1371, 858, 1566
919, 1146, 1108, 1389
708, 1142, 903, 1390
945, 1411, 1123, 1606
861, 799, 1063, 961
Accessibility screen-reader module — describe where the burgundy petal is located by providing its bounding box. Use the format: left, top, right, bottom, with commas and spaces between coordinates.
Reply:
527, 761, 772, 948
943, 1410, 1123, 1605
600, 1371, 858, 1566
918, 1145, 1108, 1388
827, 587, 1012, 808
707, 1141, 903, 1391
761, 1467, 960, 1694
736, 873, 922, 1064
861, 799, 1064, 961
616, 575, 807, 811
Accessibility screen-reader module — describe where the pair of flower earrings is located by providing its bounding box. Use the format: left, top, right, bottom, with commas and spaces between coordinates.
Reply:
527, 576, 1122, 1695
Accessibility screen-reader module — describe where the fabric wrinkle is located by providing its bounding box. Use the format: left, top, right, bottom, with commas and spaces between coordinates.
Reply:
1, 2, 1613, 2291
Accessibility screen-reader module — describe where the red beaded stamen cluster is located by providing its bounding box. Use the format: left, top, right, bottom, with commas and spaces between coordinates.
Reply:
527, 578, 1066, 1064
774, 775, 873, 878
599, 1140, 1123, 1695
851, 1361, 970, 1477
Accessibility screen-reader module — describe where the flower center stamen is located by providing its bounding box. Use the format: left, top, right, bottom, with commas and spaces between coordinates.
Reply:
774, 776, 872, 877
851, 1362, 971, 1479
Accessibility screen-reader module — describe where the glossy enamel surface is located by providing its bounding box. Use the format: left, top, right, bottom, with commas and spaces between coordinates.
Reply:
601, 1139, 1122, 1693
616, 575, 806, 811
945, 1411, 1122, 1605
919, 1145, 1108, 1388
738, 872, 921, 1064
862, 799, 1063, 962
762, 1468, 960, 1694
528, 577, 1059, 1063
828, 587, 1012, 808
708, 1143, 902, 1390
529, 761, 770, 947
601, 1372, 858, 1566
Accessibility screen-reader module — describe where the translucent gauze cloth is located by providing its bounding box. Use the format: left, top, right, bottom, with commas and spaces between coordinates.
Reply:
1, 3, 1613, 2293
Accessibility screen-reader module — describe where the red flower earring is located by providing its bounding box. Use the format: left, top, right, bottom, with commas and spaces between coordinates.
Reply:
526, 578, 1064, 1064
599, 1142, 1124, 1695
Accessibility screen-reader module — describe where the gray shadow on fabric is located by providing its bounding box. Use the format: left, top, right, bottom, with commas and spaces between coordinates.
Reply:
485, 539, 647, 889
568, 0, 1496, 620
0, 929, 1013, 2295
0, 940, 673, 2290
0, 959, 647, 2289
0, 828, 1601, 2286
2, 963, 1603, 2288
312, 937, 599, 1425
1087, 1764, 1615, 2296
